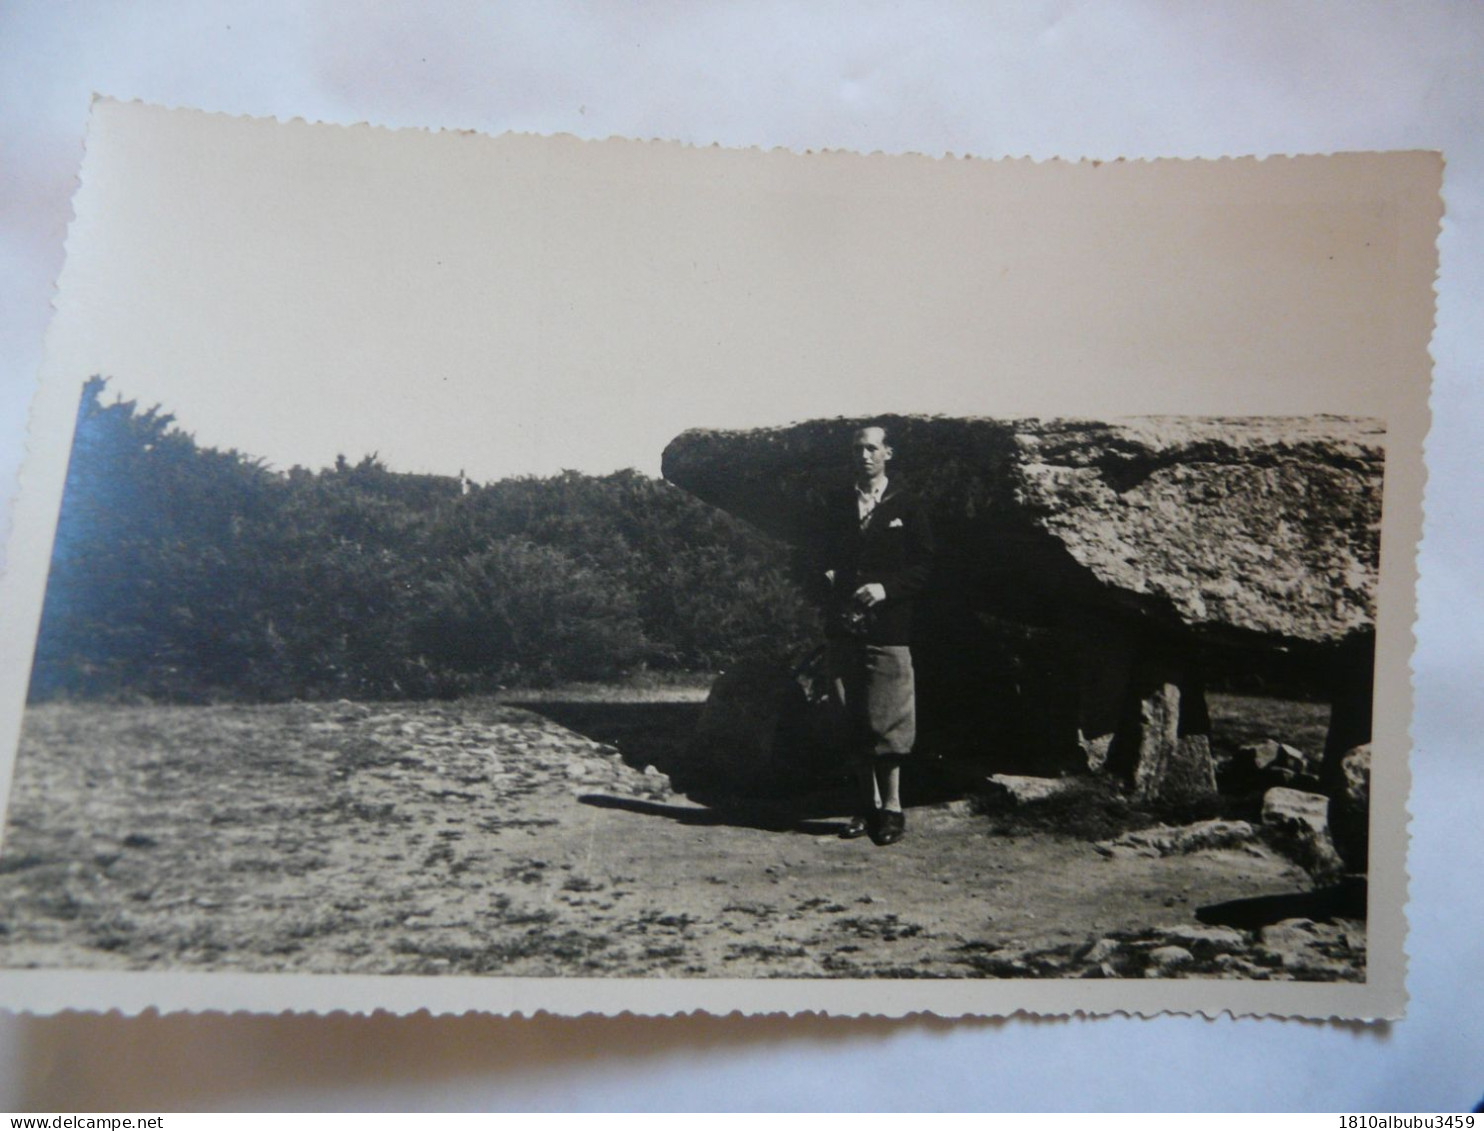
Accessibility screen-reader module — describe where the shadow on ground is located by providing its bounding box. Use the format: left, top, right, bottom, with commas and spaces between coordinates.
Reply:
508, 700, 702, 777
1197, 876, 1368, 929
516, 697, 967, 814
578, 793, 847, 836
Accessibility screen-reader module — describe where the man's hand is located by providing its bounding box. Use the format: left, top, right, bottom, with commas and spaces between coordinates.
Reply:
853, 583, 887, 607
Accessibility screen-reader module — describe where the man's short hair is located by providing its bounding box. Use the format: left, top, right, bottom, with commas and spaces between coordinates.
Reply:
855, 420, 894, 446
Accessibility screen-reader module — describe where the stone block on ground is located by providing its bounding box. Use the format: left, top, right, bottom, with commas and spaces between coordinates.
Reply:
980, 774, 1079, 806
1258, 783, 1329, 819
1242, 739, 1314, 782
1262, 787, 1346, 881
1327, 743, 1371, 873
679, 653, 836, 795
1248, 740, 1312, 775
1095, 819, 1255, 859
681, 660, 808, 796
1262, 786, 1330, 827
1220, 739, 1322, 794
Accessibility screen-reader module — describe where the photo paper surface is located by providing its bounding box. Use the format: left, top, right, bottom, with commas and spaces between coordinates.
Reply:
0, 100, 1440, 1018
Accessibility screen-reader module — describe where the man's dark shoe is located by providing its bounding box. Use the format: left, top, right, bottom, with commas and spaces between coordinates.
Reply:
873, 809, 905, 846
840, 813, 874, 840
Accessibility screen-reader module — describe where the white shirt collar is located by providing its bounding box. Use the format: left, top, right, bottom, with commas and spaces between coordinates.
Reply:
856, 477, 889, 522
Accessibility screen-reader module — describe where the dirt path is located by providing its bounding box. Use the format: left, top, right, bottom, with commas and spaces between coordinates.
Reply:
0, 699, 1354, 979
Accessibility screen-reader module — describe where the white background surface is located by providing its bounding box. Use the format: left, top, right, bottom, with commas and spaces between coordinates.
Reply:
0, 0, 1480, 1112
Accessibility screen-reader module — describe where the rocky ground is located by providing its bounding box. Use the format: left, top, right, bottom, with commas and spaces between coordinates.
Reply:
0, 697, 1362, 980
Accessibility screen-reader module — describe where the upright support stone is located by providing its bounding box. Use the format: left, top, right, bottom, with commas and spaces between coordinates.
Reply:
681, 659, 809, 797
1131, 677, 1179, 801
1327, 744, 1372, 872
1322, 634, 1374, 872
1113, 651, 1217, 803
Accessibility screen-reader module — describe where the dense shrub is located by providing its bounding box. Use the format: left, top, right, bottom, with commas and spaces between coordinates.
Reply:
413, 541, 647, 686
27, 379, 818, 702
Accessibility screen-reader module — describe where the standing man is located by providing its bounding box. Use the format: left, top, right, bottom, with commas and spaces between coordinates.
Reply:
815, 423, 934, 846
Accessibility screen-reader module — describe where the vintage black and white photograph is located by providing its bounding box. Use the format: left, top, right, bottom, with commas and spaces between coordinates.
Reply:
0, 101, 1437, 1018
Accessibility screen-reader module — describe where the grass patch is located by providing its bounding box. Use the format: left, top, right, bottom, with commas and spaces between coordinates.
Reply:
1208, 693, 1329, 764
975, 775, 1230, 841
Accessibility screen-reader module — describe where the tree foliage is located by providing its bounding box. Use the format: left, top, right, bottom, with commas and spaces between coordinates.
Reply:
28, 379, 818, 702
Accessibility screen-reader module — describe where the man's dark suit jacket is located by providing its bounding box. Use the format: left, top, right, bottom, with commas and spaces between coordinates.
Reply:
809, 478, 935, 646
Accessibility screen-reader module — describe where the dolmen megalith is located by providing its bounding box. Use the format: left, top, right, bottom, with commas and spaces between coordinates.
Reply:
662, 415, 1382, 831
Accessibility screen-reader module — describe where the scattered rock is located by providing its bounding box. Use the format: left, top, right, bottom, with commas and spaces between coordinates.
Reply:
1253, 740, 1309, 773
1212, 953, 1269, 979
1020, 917, 1364, 982
1327, 743, 1371, 872
1152, 923, 1246, 956
1257, 918, 1364, 978
981, 774, 1078, 805
931, 798, 977, 818
1145, 945, 1194, 975
1080, 937, 1122, 965
679, 659, 824, 796
1095, 819, 1255, 859
1224, 739, 1320, 792
1262, 787, 1329, 827
1079, 732, 1114, 773
1262, 787, 1346, 881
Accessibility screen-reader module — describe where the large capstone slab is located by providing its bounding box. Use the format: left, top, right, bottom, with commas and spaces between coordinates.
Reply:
663, 415, 1383, 648
663, 415, 1381, 805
